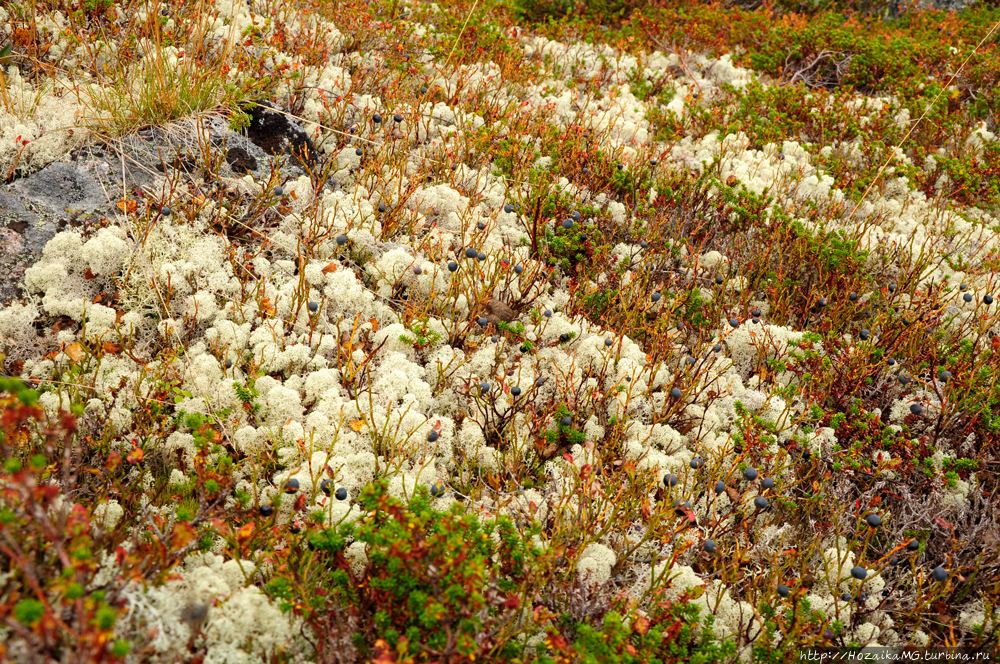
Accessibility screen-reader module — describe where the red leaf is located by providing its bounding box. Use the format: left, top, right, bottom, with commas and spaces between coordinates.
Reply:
935, 517, 954, 531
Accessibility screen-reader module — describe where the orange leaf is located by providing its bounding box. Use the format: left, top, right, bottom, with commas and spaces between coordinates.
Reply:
103, 342, 122, 354
64, 342, 84, 362
260, 297, 275, 317
369, 317, 379, 332
322, 262, 338, 274
641, 498, 653, 518
633, 614, 650, 636
349, 419, 366, 432
547, 632, 570, 654
127, 447, 144, 464
117, 198, 137, 213
371, 639, 397, 664
84, 268, 98, 280
237, 521, 255, 543
172, 521, 197, 549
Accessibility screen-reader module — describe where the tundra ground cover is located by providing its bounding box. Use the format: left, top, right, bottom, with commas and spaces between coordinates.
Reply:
1, 0, 999, 661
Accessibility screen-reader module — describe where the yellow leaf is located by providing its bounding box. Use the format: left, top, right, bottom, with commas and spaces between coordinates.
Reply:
349, 419, 366, 432
64, 342, 84, 362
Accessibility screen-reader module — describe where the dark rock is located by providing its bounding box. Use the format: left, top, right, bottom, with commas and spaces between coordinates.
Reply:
226, 146, 258, 174
240, 100, 318, 169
